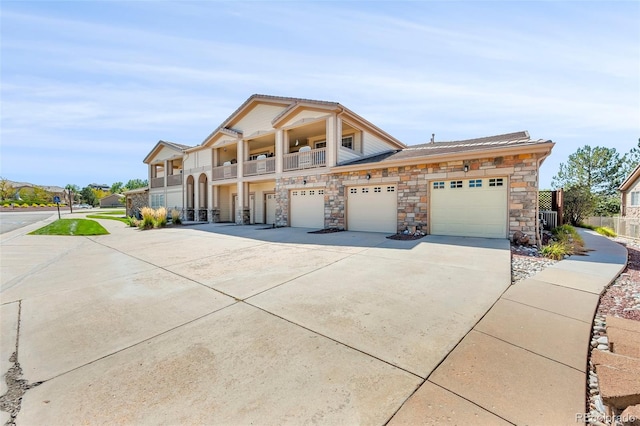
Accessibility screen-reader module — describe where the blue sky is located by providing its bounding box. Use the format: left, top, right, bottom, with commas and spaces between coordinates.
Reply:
1, 1, 638, 189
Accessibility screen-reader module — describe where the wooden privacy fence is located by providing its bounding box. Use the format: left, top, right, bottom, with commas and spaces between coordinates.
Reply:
586, 216, 640, 239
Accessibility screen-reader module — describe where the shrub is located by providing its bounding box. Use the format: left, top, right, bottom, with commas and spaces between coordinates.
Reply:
171, 209, 182, 225
125, 216, 139, 227
139, 207, 155, 229
154, 207, 167, 228
578, 222, 597, 230
541, 242, 572, 260
595, 227, 616, 237
552, 224, 584, 247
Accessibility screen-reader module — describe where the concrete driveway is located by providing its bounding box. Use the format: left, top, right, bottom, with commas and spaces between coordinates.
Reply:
0, 217, 510, 425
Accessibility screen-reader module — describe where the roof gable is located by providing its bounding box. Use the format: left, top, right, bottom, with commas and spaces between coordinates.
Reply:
620, 163, 640, 191
143, 140, 190, 164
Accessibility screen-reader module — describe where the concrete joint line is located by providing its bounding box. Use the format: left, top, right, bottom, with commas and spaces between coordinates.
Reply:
243, 301, 424, 380
499, 297, 593, 324
39, 302, 241, 383
474, 329, 586, 373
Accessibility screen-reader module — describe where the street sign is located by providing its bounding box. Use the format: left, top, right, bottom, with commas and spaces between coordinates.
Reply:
54, 196, 61, 219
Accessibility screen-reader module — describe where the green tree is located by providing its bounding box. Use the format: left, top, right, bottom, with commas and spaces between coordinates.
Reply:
551, 145, 625, 196
0, 178, 15, 200
621, 139, 640, 179
563, 185, 596, 226
65, 184, 80, 212
124, 179, 148, 190
80, 186, 98, 206
110, 181, 124, 194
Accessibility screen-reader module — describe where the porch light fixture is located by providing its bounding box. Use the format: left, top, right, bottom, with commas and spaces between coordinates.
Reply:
365, 173, 371, 180
295, 139, 299, 146
463, 164, 469, 172
303, 179, 307, 185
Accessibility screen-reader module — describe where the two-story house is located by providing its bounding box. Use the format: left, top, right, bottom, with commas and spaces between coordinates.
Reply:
142, 94, 554, 243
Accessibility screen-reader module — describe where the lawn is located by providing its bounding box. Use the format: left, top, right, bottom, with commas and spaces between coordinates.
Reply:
29, 219, 109, 236
87, 213, 129, 223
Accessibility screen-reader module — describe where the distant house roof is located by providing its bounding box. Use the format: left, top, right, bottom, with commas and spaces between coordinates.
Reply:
619, 163, 640, 192
123, 187, 149, 195
337, 131, 553, 167
99, 193, 125, 201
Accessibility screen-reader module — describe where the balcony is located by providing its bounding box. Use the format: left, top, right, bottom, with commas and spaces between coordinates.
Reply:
284, 147, 326, 171
212, 163, 238, 181
244, 156, 275, 177
167, 174, 182, 186
150, 177, 165, 188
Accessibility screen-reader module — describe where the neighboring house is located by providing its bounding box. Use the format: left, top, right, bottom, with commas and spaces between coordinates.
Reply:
620, 163, 640, 219
141, 94, 554, 243
89, 183, 110, 191
124, 187, 149, 218
99, 193, 125, 208
9, 181, 66, 202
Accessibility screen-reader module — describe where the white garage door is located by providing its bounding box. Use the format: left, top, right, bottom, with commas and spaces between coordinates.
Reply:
347, 184, 398, 233
290, 189, 324, 229
431, 177, 507, 238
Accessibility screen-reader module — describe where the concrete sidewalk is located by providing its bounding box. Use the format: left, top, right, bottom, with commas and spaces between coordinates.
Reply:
390, 229, 628, 425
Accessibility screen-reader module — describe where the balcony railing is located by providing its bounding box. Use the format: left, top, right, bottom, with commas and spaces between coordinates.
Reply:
284, 147, 326, 171
212, 163, 238, 181
150, 177, 165, 188
167, 174, 182, 186
244, 157, 275, 177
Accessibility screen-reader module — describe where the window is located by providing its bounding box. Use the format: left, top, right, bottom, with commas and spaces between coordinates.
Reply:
309, 190, 315, 195
374, 187, 381, 193
362, 187, 369, 193
318, 190, 324, 195
469, 179, 482, 188
386, 186, 395, 192
433, 181, 445, 189
632, 192, 640, 206
450, 181, 463, 189
341, 135, 354, 150
350, 188, 357, 194
314, 140, 326, 149
151, 194, 164, 209
301, 190, 306, 196
489, 178, 504, 187
292, 191, 298, 196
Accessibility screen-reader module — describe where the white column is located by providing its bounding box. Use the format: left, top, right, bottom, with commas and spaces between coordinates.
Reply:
275, 129, 284, 174
326, 115, 337, 167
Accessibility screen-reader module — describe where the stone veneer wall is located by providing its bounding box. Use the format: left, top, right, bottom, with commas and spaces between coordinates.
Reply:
126, 191, 149, 218
274, 152, 542, 243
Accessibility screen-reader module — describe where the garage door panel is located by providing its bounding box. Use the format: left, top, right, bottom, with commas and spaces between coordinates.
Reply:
431, 179, 507, 238
348, 185, 397, 233
290, 189, 324, 229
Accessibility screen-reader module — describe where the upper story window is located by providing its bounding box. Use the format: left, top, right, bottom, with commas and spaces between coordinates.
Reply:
314, 140, 326, 149
632, 191, 640, 206
341, 135, 354, 150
